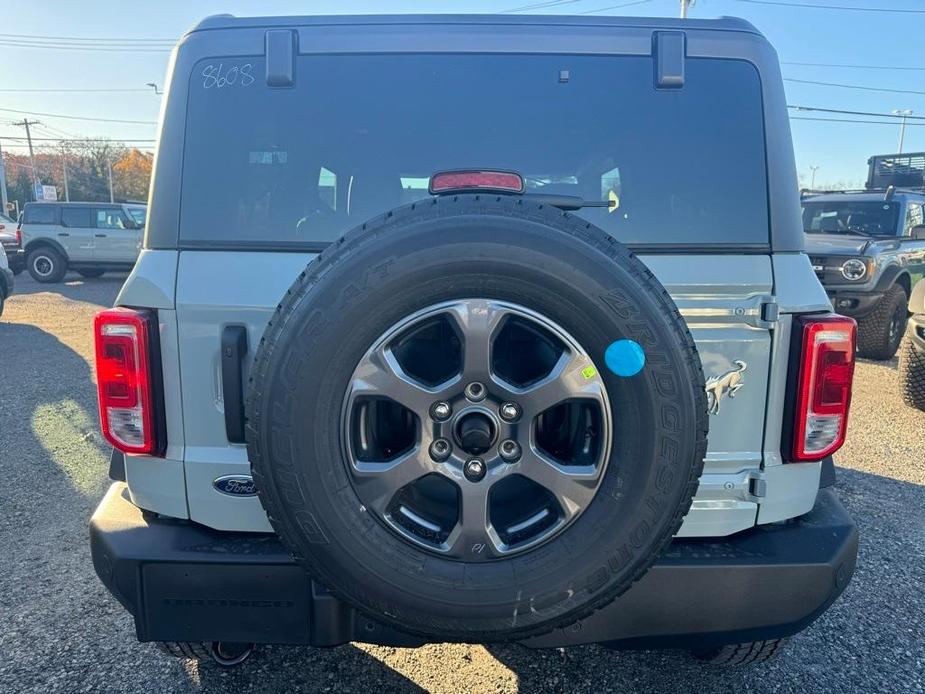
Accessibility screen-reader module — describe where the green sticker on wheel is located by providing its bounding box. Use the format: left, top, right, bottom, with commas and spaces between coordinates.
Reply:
581, 365, 597, 379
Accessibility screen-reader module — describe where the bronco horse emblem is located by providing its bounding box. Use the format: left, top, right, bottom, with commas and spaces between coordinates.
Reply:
705, 360, 747, 415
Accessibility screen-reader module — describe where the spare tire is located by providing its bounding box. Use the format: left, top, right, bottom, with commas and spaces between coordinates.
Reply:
246, 194, 708, 641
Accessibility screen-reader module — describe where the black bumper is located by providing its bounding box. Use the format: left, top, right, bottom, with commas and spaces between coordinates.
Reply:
90, 483, 858, 650
908, 314, 925, 354
825, 288, 883, 318
3, 249, 24, 274
0, 266, 13, 298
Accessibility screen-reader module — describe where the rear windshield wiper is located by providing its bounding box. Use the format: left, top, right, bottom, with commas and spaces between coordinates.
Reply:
521, 193, 616, 212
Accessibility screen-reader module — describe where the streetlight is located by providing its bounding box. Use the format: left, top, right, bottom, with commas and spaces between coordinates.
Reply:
892, 109, 913, 154
810, 165, 820, 190
146, 82, 162, 95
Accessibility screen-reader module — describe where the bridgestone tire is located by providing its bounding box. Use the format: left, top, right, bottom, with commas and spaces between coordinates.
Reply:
246, 195, 708, 641
899, 329, 925, 411
856, 285, 908, 360
693, 638, 788, 666
27, 246, 67, 283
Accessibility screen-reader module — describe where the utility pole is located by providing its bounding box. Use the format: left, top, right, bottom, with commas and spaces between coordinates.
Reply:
107, 155, 114, 203
810, 165, 820, 189
892, 109, 913, 154
12, 119, 41, 199
61, 144, 70, 202
0, 140, 9, 215
680, 0, 695, 18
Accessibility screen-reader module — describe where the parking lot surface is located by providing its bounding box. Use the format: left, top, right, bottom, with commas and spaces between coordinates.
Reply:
0, 274, 922, 694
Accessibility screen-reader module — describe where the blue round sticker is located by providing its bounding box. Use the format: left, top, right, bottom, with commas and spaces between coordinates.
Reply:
604, 339, 645, 377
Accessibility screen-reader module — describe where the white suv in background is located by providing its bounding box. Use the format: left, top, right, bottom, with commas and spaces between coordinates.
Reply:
18, 201, 146, 283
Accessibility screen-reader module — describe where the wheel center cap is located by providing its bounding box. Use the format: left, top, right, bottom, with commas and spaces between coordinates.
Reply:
456, 412, 496, 456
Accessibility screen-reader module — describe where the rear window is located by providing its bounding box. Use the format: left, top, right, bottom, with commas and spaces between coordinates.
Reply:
180, 54, 768, 248
24, 205, 58, 225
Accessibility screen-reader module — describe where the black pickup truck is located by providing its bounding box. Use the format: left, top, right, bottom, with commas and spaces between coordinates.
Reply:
803, 152, 925, 360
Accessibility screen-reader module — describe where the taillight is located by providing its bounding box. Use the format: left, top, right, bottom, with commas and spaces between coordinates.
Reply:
790, 314, 856, 462
429, 170, 525, 195
15, 228, 22, 247
94, 307, 162, 455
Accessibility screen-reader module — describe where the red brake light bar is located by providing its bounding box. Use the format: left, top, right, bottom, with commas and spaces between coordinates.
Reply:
790, 314, 856, 462
429, 170, 525, 195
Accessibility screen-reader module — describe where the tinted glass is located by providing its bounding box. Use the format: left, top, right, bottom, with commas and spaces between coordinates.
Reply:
802, 201, 899, 237
61, 207, 92, 228
95, 209, 127, 230
181, 54, 768, 247
24, 205, 58, 225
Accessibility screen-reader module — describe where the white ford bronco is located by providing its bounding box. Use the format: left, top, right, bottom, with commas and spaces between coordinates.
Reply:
89, 13, 859, 668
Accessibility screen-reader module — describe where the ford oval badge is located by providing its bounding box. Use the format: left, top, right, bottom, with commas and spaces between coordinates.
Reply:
213, 474, 257, 497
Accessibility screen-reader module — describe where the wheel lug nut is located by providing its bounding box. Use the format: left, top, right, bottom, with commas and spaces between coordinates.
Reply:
499, 439, 521, 463
499, 402, 521, 422
464, 458, 486, 482
430, 401, 452, 421
464, 382, 487, 402
429, 438, 451, 462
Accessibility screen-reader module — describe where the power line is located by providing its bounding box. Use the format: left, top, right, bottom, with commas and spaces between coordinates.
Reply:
0, 136, 156, 142
784, 77, 925, 96
578, 0, 654, 14
0, 87, 152, 93
782, 61, 925, 72
502, 0, 585, 12
788, 104, 925, 120
731, 0, 925, 12
0, 106, 156, 125
790, 116, 925, 126
0, 40, 170, 53
0, 32, 173, 42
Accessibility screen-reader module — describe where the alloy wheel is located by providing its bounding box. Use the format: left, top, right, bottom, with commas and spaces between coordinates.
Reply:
342, 299, 611, 562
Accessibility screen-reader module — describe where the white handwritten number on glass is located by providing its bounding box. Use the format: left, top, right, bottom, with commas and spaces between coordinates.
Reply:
202, 63, 255, 89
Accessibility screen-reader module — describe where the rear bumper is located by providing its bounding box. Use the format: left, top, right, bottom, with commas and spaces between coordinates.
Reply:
2, 248, 24, 273
90, 483, 858, 650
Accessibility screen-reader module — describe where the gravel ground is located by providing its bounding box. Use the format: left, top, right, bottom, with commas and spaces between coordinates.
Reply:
0, 273, 922, 693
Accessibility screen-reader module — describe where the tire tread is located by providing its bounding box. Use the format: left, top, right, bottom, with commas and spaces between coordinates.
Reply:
246, 195, 708, 641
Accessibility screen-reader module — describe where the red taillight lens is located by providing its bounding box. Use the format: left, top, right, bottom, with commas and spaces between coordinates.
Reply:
791, 315, 856, 462
94, 307, 161, 455
429, 170, 525, 195
15, 228, 22, 246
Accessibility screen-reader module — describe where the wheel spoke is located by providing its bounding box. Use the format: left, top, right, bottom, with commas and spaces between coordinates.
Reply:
519, 351, 605, 418
444, 482, 502, 559
519, 448, 600, 521
446, 300, 508, 381
350, 345, 440, 413
352, 447, 439, 515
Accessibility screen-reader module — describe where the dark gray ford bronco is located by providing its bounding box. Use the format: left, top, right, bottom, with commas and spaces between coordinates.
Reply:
803, 153, 925, 360
89, 14, 858, 669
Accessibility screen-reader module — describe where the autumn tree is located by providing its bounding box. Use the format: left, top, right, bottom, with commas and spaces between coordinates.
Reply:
1, 139, 151, 211
113, 149, 153, 202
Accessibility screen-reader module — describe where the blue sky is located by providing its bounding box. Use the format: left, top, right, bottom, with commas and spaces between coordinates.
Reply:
1, 0, 923, 187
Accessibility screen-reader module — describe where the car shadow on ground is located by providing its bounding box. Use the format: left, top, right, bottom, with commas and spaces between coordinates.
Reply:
9, 272, 129, 308
483, 467, 925, 693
